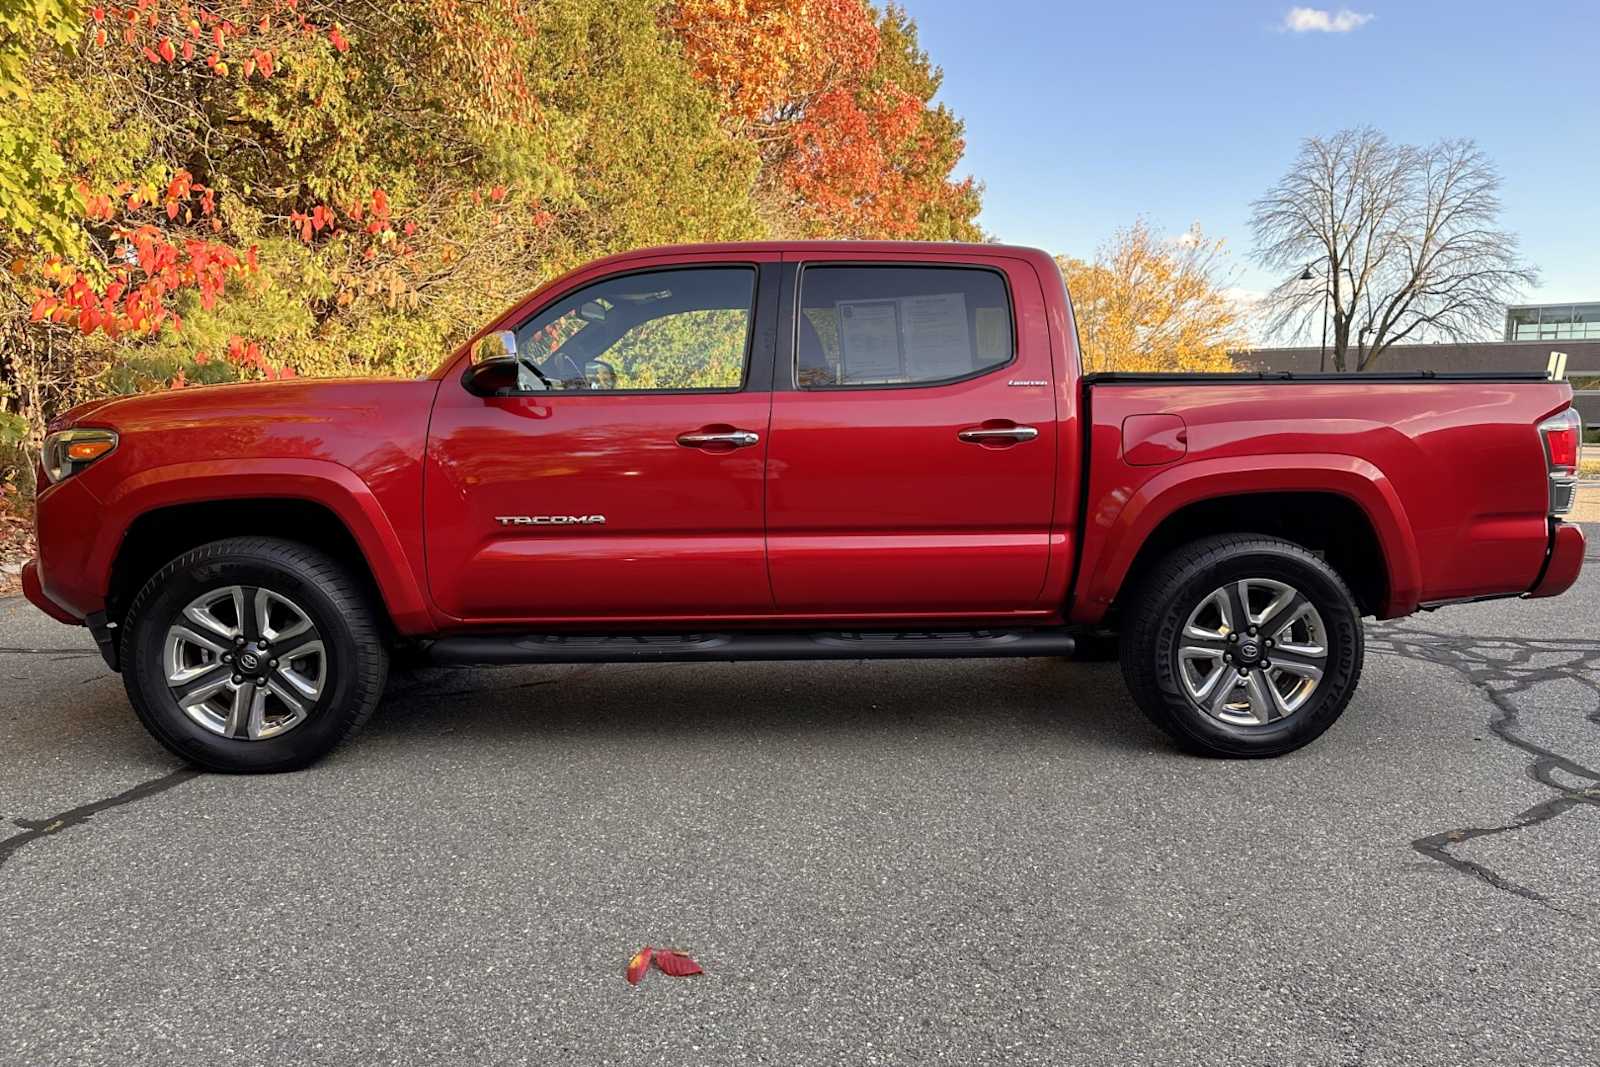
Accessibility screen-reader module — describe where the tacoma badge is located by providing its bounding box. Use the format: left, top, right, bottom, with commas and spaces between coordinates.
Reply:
495, 515, 607, 526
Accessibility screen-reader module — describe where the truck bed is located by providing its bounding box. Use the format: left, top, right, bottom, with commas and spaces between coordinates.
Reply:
1074, 372, 1573, 623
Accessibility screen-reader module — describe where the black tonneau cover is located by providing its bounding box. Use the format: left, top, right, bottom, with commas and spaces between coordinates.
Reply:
1083, 370, 1553, 384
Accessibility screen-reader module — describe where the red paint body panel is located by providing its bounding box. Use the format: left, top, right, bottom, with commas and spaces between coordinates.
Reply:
422, 249, 780, 623
1528, 522, 1586, 599
425, 389, 773, 620
765, 247, 1063, 612
22, 240, 1580, 641
34, 379, 439, 632
1121, 413, 1188, 466
22, 561, 77, 624
1072, 381, 1572, 623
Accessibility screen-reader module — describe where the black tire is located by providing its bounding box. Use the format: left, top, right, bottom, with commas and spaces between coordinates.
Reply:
121, 537, 388, 773
1119, 534, 1364, 758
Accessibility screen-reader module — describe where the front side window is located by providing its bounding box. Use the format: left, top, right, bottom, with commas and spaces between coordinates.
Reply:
490, 267, 756, 392
796, 266, 1014, 388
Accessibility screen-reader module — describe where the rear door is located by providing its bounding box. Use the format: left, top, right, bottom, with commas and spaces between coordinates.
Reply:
425, 255, 779, 622
765, 252, 1058, 613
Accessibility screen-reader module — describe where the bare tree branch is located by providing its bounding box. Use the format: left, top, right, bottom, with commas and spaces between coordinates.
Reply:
1249, 128, 1537, 371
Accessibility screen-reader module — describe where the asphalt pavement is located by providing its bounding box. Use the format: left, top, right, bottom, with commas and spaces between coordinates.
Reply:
2, 530, 1598, 1066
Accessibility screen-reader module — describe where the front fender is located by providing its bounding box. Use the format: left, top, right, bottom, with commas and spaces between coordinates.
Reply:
1069, 453, 1422, 624
77, 458, 433, 633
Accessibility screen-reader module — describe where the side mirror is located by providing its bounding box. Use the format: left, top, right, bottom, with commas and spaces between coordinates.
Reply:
473, 329, 519, 364
584, 359, 618, 389
462, 357, 521, 396
463, 330, 530, 396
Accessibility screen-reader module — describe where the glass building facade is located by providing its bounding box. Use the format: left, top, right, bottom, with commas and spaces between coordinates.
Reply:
1504, 302, 1600, 341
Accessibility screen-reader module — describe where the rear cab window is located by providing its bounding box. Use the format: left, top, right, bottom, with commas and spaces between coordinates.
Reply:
795, 266, 1014, 388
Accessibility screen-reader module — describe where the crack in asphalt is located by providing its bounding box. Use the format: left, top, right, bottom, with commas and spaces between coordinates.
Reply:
0, 646, 97, 656
0, 767, 200, 873
1368, 624, 1600, 913
0, 662, 644, 873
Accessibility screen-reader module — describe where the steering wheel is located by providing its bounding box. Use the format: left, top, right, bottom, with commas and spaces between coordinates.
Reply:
512, 353, 558, 391
544, 351, 592, 389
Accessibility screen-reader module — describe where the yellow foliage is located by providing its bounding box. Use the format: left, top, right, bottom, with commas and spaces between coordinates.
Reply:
1057, 221, 1244, 374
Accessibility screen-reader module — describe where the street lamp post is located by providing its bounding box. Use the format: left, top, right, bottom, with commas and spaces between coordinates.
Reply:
1300, 262, 1359, 373
1299, 265, 1327, 372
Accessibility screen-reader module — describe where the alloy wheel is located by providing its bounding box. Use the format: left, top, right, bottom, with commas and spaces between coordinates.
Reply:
1175, 578, 1328, 727
161, 585, 327, 740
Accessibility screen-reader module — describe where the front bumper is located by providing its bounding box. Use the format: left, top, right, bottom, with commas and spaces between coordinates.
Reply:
1525, 521, 1586, 599
21, 560, 81, 624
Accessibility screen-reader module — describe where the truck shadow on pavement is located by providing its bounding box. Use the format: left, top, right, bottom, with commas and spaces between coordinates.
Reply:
367, 658, 1161, 752
1369, 624, 1600, 913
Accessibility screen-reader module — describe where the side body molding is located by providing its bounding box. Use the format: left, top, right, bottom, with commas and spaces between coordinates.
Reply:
1070, 453, 1422, 623
92, 459, 435, 634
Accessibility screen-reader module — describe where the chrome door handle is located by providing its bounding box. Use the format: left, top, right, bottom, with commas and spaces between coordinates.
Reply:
958, 426, 1039, 444
677, 430, 760, 448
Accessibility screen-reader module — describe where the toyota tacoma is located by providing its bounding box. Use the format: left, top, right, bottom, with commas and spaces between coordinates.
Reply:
23, 242, 1587, 771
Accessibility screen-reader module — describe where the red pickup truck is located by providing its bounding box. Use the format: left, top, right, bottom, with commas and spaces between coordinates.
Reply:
24, 242, 1586, 772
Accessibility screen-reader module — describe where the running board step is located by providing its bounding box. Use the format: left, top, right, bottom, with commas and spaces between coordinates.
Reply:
424, 629, 1076, 666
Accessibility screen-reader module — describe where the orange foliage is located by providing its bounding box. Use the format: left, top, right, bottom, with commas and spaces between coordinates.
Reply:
672, 0, 980, 240
669, 0, 877, 123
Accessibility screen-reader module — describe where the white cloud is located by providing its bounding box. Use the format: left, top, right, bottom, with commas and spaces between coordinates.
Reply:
1282, 7, 1373, 33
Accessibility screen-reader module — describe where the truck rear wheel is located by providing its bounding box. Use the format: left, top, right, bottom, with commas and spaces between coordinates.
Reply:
1120, 534, 1364, 758
120, 537, 388, 773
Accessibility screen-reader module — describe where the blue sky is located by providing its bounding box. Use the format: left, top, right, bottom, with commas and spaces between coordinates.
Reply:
901, 1, 1600, 332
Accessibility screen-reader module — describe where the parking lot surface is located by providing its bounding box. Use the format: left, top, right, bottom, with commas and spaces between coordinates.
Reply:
3, 528, 1598, 1066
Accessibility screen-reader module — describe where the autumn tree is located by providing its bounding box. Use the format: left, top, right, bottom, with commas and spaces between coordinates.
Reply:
0, 0, 765, 477
0, 0, 983, 509
1057, 222, 1245, 374
1250, 127, 1537, 371
672, 0, 982, 240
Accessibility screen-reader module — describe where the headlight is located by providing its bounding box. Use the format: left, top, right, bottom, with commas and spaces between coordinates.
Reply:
42, 428, 118, 484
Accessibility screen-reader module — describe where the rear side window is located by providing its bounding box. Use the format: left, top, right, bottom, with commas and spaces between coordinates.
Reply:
796, 266, 1014, 388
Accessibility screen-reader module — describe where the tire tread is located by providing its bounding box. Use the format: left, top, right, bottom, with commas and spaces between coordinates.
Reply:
120, 536, 387, 772
1119, 533, 1363, 758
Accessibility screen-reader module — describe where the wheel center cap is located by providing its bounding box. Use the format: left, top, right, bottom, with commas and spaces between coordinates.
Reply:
238, 651, 261, 672
1237, 640, 1260, 663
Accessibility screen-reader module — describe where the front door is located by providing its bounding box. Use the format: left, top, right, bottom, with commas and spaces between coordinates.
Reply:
425, 259, 777, 622
765, 254, 1058, 614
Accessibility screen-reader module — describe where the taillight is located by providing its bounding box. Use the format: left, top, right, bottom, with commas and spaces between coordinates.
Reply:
1538, 408, 1581, 515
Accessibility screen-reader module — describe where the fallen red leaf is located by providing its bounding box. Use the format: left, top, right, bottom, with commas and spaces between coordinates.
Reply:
625, 946, 653, 985
652, 949, 703, 978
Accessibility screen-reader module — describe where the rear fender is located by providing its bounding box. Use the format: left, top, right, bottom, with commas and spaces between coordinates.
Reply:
1071, 454, 1421, 623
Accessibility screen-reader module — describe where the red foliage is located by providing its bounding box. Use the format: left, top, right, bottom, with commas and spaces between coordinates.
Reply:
625, 946, 654, 985
32, 170, 257, 339
98, 0, 349, 80
652, 950, 703, 978
625, 946, 703, 984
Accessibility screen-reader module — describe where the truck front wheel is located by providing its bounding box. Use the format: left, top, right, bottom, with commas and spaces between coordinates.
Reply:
120, 537, 388, 773
1120, 535, 1364, 758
